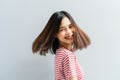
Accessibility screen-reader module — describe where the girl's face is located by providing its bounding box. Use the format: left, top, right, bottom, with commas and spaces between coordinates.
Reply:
56, 17, 75, 47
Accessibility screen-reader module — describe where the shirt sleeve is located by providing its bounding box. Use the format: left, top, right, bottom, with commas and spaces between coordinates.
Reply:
62, 53, 77, 80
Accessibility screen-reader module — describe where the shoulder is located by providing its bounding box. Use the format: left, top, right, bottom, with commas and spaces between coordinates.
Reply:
56, 47, 74, 57
56, 47, 66, 56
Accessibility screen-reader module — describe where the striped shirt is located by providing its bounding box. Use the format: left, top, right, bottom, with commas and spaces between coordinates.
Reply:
55, 47, 84, 80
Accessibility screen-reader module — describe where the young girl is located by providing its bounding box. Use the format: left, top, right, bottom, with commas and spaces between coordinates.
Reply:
32, 11, 91, 80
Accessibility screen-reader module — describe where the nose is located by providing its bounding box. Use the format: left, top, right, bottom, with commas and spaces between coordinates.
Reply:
66, 28, 73, 35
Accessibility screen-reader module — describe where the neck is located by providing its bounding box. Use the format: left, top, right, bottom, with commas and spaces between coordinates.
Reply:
59, 43, 73, 51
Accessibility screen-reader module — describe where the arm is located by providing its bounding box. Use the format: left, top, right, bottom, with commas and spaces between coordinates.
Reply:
63, 53, 77, 80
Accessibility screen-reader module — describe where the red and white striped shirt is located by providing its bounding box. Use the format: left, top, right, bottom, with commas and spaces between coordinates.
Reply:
55, 47, 84, 80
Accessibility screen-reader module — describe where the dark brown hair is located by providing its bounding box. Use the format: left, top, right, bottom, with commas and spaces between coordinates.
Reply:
32, 11, 91, 55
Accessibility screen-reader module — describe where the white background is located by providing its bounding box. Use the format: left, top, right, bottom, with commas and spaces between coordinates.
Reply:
0, 0, 120, 80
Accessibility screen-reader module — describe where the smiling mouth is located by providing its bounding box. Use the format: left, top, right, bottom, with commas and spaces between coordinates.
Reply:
65, 36, 73, 40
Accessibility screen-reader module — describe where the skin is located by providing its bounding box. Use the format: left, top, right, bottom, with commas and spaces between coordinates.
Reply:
56, 17, 77, 80
70, 76, 77, 80
56, 17, 75, 50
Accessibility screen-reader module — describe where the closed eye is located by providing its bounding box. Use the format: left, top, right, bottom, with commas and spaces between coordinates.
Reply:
69, 24, 74, 28
59, 28, 65, 31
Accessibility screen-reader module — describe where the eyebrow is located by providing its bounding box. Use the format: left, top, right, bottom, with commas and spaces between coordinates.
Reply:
59, 26, 65, 29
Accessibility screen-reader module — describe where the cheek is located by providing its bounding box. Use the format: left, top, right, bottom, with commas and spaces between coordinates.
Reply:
57, 32, 65, 39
